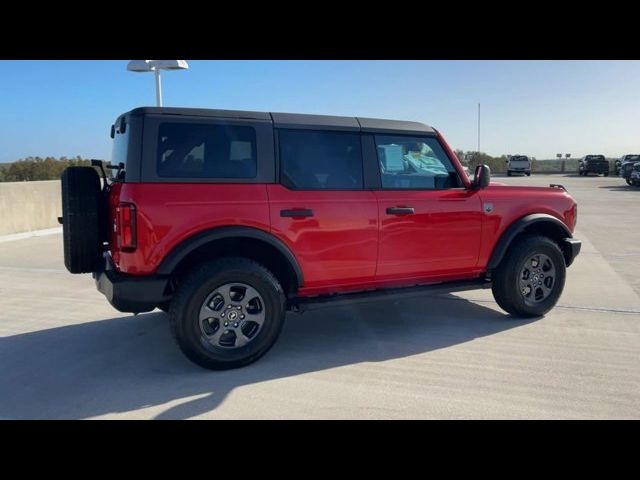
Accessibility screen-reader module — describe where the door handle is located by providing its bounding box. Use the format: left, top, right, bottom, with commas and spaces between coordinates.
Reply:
386, 207, 415, 215
280, 209, 314, 218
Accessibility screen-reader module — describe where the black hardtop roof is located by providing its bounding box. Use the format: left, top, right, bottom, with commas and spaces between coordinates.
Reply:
124, 106, 435, 135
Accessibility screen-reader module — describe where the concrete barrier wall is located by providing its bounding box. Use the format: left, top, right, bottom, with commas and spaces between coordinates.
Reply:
0, 180, 61, 235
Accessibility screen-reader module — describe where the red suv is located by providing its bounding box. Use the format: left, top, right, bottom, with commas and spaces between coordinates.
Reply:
61, 107, 581, 370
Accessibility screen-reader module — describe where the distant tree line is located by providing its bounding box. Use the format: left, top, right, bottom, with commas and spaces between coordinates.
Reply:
0, 156, 92, 182
454, 150, 514, 173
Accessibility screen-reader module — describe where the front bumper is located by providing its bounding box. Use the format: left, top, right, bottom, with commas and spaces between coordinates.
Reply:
93, 255, 170, 313
563, 238, 582, 267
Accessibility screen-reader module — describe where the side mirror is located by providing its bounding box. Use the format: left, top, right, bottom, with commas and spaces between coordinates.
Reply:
474, 164, 491, 188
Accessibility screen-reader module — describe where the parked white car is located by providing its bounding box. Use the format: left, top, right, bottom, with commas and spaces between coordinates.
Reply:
506, 155, 531, 176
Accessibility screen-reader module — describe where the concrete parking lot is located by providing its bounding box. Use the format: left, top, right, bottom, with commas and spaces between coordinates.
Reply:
0, 174, 638, 419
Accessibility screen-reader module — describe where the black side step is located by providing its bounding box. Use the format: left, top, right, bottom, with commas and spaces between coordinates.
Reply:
289, 278, 490, 312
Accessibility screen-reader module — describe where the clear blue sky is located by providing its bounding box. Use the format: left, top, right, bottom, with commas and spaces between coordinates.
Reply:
1, 60, 638, 162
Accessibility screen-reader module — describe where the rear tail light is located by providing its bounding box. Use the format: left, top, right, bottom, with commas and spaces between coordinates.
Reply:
117, 202, 137, 251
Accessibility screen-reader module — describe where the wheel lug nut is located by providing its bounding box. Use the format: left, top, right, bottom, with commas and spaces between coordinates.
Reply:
221, 312, 225, 317
224, 322, 228, 327
236, 306, 241, 310
234, 323, 239, 327
240, 314, 245, 320
227, 305, 232, 309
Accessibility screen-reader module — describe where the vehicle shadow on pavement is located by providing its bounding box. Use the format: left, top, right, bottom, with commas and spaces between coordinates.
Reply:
598, 185, 639, 191
0, 295, 535, 419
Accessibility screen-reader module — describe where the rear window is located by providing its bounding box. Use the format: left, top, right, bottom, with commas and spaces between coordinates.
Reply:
624, 155, 640, 162
510, 155, 529, 162
157, 123, 257, 179
110, 123, 129, 181
585, 155, 605, 161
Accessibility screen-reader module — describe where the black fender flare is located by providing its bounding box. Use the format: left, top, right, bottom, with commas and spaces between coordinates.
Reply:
487, 213, 573, 271
156, 225, 304, 287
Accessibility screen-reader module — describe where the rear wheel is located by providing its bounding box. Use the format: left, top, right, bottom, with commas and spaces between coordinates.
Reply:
507, 171, 512, 177
626, 178, 633, 186
604, 172, 609, 177
170, 257, 286, 370
492, 235, 566, 318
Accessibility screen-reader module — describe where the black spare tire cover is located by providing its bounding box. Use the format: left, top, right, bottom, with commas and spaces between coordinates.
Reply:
61, 167, 105, 273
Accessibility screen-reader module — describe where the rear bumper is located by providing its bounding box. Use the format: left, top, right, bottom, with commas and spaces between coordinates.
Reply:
563, 238, 582, 267
584, 164, 609, 173
93, 256, 170, 313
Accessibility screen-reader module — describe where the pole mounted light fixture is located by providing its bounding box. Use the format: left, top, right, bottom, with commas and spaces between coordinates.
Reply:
126, 60, 189, 107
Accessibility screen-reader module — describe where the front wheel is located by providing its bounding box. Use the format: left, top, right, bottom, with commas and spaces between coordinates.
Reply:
170, 257, 286, 370
626, 178, 633, 186
603, 172, 609, 177
492, 235, 566, 318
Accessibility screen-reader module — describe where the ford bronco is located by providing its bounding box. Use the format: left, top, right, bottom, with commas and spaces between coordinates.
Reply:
60, 107, 581, 370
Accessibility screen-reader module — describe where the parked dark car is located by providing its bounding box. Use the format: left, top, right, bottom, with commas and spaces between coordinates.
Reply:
629, 162, 640, 187
619, 155, 640, 185
578, 155, 609, 176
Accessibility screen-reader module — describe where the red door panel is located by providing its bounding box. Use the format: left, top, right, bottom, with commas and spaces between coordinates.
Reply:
267, 184, 378, 294
374, 189, 483, 281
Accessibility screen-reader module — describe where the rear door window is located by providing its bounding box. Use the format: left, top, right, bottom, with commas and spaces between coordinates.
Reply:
157, 123, 257, 178
278, 129, 364, 189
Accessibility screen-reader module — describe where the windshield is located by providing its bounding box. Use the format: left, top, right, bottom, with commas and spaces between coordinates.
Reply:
623, 155, 640, 163
110, 122, 129, 181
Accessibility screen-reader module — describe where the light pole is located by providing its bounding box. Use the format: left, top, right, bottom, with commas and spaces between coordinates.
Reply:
127, 60, 189, 107
477, 103, 481, 156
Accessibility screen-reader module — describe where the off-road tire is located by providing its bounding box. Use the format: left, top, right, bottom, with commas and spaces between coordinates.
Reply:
170, 257, 286, 370
492, 235, 566, 318
60, 167, 105, 273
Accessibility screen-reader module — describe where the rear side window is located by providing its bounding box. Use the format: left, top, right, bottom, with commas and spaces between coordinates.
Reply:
157, 123, 257, 178
279, 130, 363, 189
